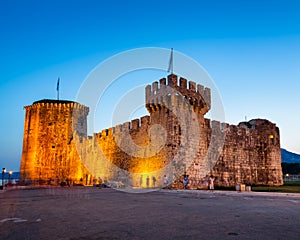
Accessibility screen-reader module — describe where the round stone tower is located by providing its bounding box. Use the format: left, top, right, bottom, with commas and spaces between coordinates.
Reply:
20, 99, 89, 185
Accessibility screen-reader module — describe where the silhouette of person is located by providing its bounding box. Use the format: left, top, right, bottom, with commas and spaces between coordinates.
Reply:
163, 175, 168, 186
152, 176, 156, 188
146, 176, 150, 188
203, 176, 209, 190
183, 175, 188, 189
139, 175, 143, 188
209, 175, 215, 191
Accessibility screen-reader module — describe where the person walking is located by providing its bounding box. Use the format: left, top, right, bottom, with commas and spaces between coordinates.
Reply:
183, 175, 189, 189
146, 176, 150, 188
139, 175, 143, 188
163, 175, 168, 185
152, 176, 156, 188
209, 175, 215, 191
203, 176, 208, 190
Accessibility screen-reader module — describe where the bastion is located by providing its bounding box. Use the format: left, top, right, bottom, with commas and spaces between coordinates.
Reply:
20, 74, 283, 188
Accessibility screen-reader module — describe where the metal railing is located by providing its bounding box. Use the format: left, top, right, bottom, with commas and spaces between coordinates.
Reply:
283, 174, 300, 182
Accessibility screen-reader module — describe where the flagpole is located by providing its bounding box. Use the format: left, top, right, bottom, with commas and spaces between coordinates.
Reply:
168, 48, 174, 74
171, 48, 173, 74
57, 78, 60, 100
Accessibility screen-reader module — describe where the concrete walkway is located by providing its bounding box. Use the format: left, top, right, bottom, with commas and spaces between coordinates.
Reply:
0, 187, 299, 240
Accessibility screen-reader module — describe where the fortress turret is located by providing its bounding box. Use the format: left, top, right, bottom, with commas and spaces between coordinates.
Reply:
20, 99, 89, 184
145, 74, 211, 115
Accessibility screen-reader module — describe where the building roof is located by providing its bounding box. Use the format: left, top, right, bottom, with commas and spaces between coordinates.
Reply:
33, 99, 78, 105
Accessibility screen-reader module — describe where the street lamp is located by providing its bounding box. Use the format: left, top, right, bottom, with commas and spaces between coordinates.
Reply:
1, 168, 6, 190
8, 171, 13, 185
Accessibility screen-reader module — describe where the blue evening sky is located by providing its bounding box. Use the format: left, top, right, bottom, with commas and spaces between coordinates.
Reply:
0, 0, 299, 171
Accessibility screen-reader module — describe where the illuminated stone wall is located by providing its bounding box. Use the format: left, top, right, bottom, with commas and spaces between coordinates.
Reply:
20, 74, 283, 187
186, 118, 283, 188
20, 100, 91, 185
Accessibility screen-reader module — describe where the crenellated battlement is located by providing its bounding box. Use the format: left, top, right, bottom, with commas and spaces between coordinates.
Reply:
25, 99, 89, 115
145, 74, 211, 115
203, 118, 279, 143
97, 115, 151, 138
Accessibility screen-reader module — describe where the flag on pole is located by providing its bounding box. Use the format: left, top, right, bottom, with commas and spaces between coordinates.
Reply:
57, 78, 60, 100
57, 78, 60, 91
167, 48, 173, 73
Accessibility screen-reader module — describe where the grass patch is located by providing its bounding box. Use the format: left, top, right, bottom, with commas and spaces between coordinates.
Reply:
252, 182, 300, 193
283, 181, 300, 186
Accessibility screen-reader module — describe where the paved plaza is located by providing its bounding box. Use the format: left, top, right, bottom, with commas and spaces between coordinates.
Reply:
0, 187, 299, 240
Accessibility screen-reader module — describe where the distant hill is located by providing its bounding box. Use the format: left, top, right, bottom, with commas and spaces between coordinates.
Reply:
281, 148, 300, 163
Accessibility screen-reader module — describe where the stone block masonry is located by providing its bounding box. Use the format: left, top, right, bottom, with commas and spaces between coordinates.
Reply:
20, 74, 283, 188
20, 100, 91, 185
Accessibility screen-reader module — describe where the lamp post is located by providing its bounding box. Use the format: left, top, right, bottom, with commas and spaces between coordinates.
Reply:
1, 168, 6, 190
8, 171, 13, 185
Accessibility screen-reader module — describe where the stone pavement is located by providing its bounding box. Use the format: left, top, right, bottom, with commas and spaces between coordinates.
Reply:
0, 187, 299, 240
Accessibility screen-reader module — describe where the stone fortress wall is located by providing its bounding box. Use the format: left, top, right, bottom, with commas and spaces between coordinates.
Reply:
20, 74, 283, 188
